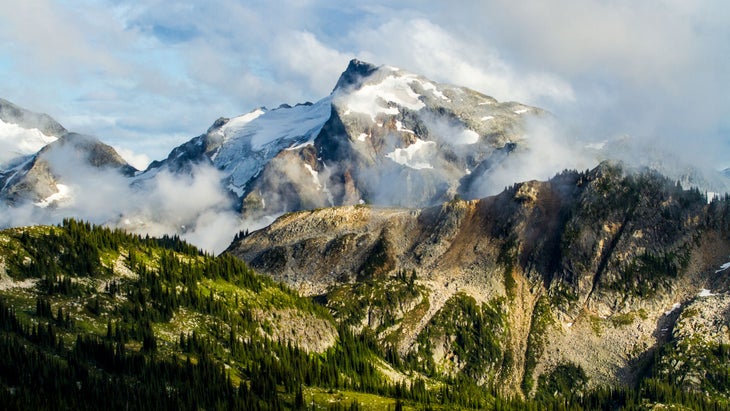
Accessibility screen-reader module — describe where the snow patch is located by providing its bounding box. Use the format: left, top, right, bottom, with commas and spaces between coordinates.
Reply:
213, 96, 332, 188
414, 79, 450, 101
227, 184, 245, 197
357, 133, 368, 142
303, 164, 333, 205
715, 261, 730, 273
220, 108, 265, 137
385, 139, 436, 170
338, 73, 425, 121
481, 116, 494, 121
664, 303, 681, 316
286, 141, 315, 151
454, 129, 479, 145
395, 120, 415, 134
698, 288, 715, 297
513, 108, 530, 114
304, 164, 321, 190
220, 98, 330, 152
34, 184, 72, 208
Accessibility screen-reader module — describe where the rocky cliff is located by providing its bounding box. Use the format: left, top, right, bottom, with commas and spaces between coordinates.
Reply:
228, 162, 730, 396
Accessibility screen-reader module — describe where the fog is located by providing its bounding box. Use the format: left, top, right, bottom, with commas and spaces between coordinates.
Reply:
0, 152, 246, 254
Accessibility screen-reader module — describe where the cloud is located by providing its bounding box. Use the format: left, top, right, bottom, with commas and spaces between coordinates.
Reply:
350, 18, 575, 105
1, 0, 730, 252
112, 146, 151, 171
468, 117, 598, 198
0, 147, 246, 254
442, 0, 730, 166
270, 30, 354, 96
0, 0, 122, 76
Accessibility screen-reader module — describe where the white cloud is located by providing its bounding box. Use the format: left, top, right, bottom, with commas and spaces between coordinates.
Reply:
0, 154, 245, 254
437, 0, 730, 166
351, 18, 574, 105
113, 146, 151, 170
271, 30, 354, 96
469, 117, 597, 198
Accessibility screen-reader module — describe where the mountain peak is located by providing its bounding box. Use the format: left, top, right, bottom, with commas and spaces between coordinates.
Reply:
41, 132, 137, 176
332, 58, 380, 92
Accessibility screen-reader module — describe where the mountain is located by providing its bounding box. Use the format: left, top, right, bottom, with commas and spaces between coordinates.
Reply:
228, 161, 730, 397
0, 132, 137, 207
2, 61, 727, 251
0, 99, 137, 210
149, 59, 543, 221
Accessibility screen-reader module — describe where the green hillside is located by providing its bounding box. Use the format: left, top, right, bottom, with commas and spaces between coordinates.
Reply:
0, 219, 728, 410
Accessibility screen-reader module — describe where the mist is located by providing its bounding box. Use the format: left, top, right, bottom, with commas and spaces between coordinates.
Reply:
0, 153, 248, 255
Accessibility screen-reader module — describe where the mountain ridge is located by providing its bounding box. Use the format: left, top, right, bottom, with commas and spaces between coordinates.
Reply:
227, 161, 730, 394
1, 132, 137, 206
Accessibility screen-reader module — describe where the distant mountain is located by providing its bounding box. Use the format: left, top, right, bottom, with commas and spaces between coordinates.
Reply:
0, 100, 136, 208
148, 59, 543, 221
0, 133, 136, 206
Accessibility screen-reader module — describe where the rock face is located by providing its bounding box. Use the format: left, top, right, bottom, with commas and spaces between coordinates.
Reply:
228, 162, 730, 395
149, 59, 543, 221
651, 292, 730, 397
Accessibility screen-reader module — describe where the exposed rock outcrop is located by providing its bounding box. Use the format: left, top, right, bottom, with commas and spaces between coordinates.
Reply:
228, 162, 730, 395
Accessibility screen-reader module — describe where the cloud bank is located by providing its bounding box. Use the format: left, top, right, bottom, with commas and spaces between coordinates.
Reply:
0, 157, 245, 254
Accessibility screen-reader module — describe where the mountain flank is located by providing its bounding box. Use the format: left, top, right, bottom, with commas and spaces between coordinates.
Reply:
229, 161, 730, 396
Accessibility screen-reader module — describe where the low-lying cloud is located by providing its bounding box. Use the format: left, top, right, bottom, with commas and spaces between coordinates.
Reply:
469, 117, 598, 198
0, 155, 247, 254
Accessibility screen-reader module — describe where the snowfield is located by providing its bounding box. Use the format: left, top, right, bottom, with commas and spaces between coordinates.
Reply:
385, 139, 436, 170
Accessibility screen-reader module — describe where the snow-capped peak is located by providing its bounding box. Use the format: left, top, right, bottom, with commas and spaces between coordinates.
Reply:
211, 95, 332, 190
336, 71, 425, 121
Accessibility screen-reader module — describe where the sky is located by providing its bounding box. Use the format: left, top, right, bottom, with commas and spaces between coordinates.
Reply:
0, 0, 728, 170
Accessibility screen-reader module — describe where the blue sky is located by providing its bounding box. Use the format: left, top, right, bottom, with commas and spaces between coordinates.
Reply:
1, 0, 728, 169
